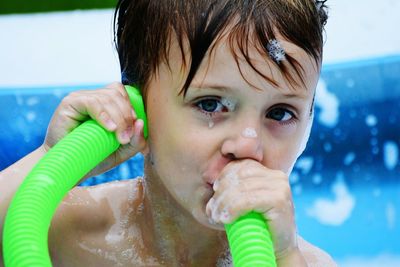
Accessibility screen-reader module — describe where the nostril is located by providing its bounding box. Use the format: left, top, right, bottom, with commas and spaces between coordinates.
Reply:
226, 153, 236, 160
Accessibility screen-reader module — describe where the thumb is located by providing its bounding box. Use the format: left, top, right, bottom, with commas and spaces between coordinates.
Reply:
82, 119, 147, 179
116, 119, 147, 162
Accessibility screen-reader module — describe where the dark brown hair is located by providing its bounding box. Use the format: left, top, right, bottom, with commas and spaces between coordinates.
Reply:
114, 0, 328, 96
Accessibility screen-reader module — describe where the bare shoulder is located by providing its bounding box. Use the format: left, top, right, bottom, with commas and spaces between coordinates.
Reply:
51, 178, 144, 232
298, 235, 338, 267
49, 178, 145, 266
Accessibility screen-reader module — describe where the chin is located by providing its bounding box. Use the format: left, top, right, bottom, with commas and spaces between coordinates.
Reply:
191, 206, 225, 231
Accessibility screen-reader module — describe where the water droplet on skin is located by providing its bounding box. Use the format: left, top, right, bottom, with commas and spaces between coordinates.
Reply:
216, 248, 233, 267
242, 127, 257, 138
208, 120, 215, 128
221, 97, 237, 112
226, 171, 239, 185
220, 208, 231, 223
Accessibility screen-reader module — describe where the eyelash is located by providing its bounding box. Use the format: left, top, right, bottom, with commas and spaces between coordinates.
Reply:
266, 106, 297, 126
194, 97, 227, 117
194, 97, 297, 125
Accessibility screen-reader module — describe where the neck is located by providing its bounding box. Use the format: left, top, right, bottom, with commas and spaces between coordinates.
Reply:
140, 158, 231, 266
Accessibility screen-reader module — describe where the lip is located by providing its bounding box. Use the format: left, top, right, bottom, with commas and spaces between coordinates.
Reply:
206, 182, 213, 189
202, 182, 215, 204
202, 154, 231, 185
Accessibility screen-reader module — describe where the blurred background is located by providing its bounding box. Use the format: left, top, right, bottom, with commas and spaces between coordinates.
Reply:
1, 0, 399, 266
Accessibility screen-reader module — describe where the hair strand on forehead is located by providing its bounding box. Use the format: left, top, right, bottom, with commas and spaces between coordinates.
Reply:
114, 0, 328, 95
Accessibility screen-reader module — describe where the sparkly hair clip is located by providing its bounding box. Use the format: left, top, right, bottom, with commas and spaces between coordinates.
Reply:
266, 39, 286, 64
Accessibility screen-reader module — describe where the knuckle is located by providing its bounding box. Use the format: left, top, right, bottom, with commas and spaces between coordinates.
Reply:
274, 169, 288, 180
61, 92, 77, 104
99, 94, 114, 106
67, 91, 81, 98
237, 166, 248, 178
86, 95, 99, 106
107, 82, 124, 90
110, 87, 123, 97
240, 180, 250, 193
276, 185, 292, 205
245, 191, 257, 206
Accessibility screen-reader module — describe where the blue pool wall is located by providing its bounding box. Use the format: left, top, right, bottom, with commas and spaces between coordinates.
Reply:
1, 55, 399, 261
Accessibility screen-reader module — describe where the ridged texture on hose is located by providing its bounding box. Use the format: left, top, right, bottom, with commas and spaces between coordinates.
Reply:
3, 120, 119, 267
225, 211, 277, 267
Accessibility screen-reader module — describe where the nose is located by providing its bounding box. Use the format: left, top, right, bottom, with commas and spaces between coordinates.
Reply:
221, 125, 264, 162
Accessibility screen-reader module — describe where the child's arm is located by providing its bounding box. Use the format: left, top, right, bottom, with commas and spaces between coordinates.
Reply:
206, 159, 337, 266
0, 145, 48, 265
0, 82, 146, 265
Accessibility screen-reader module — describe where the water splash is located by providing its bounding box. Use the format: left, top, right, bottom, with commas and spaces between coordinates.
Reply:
295, 156, 314, 174
344, 152, 356, 166
312, 174, 323, 185
289, 171, 300, 184
383, 141, 398, 170
307, 173, 355, 226
365, 114, 378, 127
386, 202, 396, 230
315, 79, 340, 128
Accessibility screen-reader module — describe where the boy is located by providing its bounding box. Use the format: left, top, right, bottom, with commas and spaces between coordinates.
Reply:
1, 0, 336, 266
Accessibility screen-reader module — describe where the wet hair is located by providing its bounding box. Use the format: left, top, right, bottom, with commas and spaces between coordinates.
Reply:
113, 0, 328, 96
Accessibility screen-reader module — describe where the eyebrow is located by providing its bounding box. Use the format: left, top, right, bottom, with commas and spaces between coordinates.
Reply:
280, 92, 308, 100
190, 83, 308, 100
189, 83, 231, 91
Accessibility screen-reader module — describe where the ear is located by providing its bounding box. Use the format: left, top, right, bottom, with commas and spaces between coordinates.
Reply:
140, 141, 150, 155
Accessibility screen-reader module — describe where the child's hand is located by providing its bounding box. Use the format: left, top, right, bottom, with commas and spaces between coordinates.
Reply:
206, 159, 300, 262
43, 82, 147, 177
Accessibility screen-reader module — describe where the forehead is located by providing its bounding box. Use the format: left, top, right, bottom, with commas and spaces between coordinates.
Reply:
195, 34, 319, 95
162, 29, 320, 97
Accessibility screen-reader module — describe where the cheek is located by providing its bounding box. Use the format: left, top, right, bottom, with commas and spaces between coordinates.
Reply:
147, 108, 203, 182
296, 118, 313, 158
267, 144, 299, 174
265, 125, 311, 173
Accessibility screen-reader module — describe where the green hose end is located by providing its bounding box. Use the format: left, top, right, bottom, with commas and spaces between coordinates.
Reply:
225, 211, 277, 267
2, 85, 148, 267
3, 120, 120, 267
125, 85, 148, 139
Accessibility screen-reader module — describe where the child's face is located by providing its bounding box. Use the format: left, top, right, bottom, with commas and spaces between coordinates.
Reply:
144, 33, 319, 228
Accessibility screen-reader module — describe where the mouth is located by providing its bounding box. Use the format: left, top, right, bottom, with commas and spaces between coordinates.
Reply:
203, 182, 215, 203
206, 182, 214, 190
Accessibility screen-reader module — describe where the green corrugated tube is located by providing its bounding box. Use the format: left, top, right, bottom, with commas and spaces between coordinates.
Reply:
2, 85, 276, 267
225, 212, 276, 267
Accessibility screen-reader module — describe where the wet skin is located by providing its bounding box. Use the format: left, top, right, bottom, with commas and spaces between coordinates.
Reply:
45, 32, 337, 266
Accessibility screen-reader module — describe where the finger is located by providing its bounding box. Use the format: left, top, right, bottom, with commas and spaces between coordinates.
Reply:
83, 119, 147, 178
64, 91, 129, 142
61, 92, 113, 127
214, 165, 287, 193
207, 183, 293, 224
121, 118, 146, 150
216, 160, 268, 183
93, 95, 130, 144
105, 82, 138, 120
213, 174, 288, 198
87, 88, 136, 144
82, 94, 121, 132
